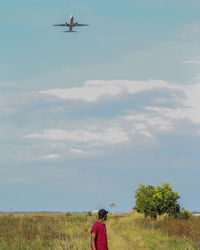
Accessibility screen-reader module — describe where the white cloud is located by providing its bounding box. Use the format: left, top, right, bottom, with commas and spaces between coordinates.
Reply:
70, 148, 88, 155
49, 143, 65, 149
182, 60, 200, 65
39, 79, 169, 102
41, 154, 61, 160
22, 79, 200, 150
125, 113, 172, 138
125, 114, 172, 131
0, 82, 18, 88
139, 130, 152, 138
3, 178, 28, 184
144, 83, 200, 124
25, 126, 129, 145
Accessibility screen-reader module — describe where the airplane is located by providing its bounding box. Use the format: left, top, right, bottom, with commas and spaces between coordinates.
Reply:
53, 15, 88, 32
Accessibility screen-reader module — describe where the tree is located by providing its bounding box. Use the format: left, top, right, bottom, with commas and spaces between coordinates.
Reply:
134, 183, 181, 219
134, 184, 157, 218
153, 183, 180, 217
109, 203, 117, 213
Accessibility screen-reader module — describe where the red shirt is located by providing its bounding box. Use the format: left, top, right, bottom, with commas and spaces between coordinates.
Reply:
91, 221, 108, 250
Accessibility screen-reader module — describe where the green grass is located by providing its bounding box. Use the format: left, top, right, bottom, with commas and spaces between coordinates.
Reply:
0, 212, 199, 249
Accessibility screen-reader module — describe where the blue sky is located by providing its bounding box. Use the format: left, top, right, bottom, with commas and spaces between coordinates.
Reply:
1, 0, 200, 212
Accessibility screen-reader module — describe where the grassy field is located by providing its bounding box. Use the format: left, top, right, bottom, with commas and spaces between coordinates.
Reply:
0, 212, 200, 249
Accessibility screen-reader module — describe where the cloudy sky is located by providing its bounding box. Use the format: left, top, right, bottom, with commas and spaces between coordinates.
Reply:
1, 0, 200, 212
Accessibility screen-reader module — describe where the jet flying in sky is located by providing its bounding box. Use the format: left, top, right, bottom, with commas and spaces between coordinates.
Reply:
53, 15, 88, 32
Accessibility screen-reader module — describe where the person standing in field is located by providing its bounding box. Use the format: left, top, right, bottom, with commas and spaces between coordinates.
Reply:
91, 209, 108, 250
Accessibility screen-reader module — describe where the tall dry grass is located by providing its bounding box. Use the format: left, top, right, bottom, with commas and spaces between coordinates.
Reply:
157, 216, 200, 248
0, 212, 199, 249
134, 214, 200, 241
0, 213, 95, 249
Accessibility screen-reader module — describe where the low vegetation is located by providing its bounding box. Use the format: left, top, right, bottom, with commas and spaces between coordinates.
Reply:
0, 212, 200, 249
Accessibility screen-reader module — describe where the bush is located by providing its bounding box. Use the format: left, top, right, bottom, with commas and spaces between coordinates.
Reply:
87, 211, 92, 216
177, 208, 192, 220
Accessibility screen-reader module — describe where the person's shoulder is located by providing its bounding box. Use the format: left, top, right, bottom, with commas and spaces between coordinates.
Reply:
91, 221, 100, 234
92, 221, 99, 227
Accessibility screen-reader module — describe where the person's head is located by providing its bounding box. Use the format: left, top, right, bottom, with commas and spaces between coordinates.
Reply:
98, 209, 108, 221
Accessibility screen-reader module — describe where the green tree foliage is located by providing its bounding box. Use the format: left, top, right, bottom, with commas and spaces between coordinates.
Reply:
134, 183, 181, 219
109, 203, 117, 212
177, 208, 192, 220
109, 203, 117, 209
134, 184, 157, 218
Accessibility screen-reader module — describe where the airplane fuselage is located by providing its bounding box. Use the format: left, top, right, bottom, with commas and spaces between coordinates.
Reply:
65, 15, 77, 27
70, 15, 74, 25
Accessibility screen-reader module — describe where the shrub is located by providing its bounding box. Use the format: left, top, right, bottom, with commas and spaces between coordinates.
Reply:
177, 208, 192, 220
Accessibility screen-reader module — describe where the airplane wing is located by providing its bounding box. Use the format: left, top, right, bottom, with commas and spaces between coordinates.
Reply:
53, 23, 69, 27
74, 23, 89, 27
